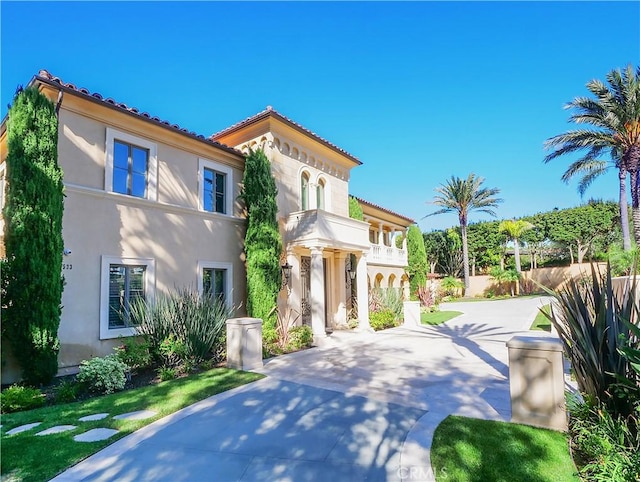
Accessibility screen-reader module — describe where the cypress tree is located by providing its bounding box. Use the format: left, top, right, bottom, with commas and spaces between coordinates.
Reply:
405, 225, 428, 297
2, 86, 64, 385
239, 149, 282, 330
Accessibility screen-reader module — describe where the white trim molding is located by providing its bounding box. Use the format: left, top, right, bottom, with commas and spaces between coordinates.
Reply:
100, 255, 156, 340
197, 260, 233, 308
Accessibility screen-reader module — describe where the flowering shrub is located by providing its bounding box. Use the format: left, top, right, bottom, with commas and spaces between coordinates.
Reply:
76, 355, 128, 394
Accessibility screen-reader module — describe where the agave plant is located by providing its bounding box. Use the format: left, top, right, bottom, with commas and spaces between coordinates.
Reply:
542, 264, 639, 417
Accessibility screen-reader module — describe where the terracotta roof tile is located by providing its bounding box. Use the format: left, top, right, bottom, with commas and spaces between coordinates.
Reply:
33, 70, 242, 158
211, 106, 362, 165
354, 196, 415, 225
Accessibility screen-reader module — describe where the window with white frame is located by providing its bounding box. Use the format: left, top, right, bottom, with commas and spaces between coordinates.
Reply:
198, 261, 232, 307
198, 158, 232, 215
105, 128, 158, 200
100, 256, 155, 339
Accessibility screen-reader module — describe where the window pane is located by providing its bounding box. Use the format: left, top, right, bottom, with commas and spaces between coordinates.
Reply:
317, 183, 324, 210
301, 175, 308, 210
203, 268, 212, 295
114, 141, 129, 170
131, 173, 146, 198
109, 265, 126, 328
214, 270, 225, 297
113, 167, 128, 194
214, 173, 225, 214
132, 147, 148, 175
203, 169, 214, 212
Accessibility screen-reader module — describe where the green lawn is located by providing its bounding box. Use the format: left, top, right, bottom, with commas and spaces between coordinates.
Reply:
530, 304, 552, 332
1, 368, 263, 482
431, 415, 579, 481
421, 310, 462, 325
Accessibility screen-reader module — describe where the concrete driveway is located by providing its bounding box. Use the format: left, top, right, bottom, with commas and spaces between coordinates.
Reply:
53, 296, 550, 482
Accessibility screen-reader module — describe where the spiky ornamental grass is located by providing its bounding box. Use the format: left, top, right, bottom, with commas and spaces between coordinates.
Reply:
2, 86, 64, 385
542, 264, 639, 418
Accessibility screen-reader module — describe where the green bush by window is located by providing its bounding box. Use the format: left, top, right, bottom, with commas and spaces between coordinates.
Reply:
76, 355, 128, 395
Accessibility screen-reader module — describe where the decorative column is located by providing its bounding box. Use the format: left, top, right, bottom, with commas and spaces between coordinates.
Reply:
378, 222, 384, 246
335, 252, 348, 327
310, 247, 326, 339
356, 252, 371, 331
402, 229, 408, 250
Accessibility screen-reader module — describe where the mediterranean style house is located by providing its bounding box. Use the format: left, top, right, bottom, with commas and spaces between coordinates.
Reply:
0, 71, 413, 382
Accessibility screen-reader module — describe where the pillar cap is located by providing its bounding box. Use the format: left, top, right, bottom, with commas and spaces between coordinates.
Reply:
507, 335, 563, 352
226, 317, 262, 326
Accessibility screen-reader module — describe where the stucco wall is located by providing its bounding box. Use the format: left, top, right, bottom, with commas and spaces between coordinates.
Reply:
1, 97, 247, 383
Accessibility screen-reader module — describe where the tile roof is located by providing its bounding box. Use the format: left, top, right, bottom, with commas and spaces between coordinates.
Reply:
354, 196, 415, 225
31, 70, 243, 157
211, 106, 362, 166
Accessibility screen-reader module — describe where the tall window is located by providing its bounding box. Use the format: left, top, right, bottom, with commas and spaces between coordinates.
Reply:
203, 267, 226, 303
106, 128, 157, 200
199, 158, 232, 215
203, 168, 226, 214
113, 140, 149, 198
301, 172, 309, 210
108, 264, 145, 329
316, 179, 325, 210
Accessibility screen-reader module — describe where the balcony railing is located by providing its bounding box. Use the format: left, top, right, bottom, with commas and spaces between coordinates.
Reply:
284, 209, 370, 251
369, 244, 408, 267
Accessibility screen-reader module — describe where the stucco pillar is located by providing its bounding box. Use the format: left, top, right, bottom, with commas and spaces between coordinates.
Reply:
310, 247, 326, 339
356, 252, 371, 330
391, 228, 396, 248
402, 229, 408, 250
378, 223, 384, 246
335, 253, 348, 327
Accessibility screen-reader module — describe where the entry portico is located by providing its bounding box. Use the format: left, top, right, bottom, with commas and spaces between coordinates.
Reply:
213, 107, 372, 338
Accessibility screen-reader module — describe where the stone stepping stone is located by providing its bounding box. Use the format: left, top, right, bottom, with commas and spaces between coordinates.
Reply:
74, 428, 119, 442
79, 413, 109, 422
6, 422, 42, 436
36, 425, 77, 436
113, 410, 158, 421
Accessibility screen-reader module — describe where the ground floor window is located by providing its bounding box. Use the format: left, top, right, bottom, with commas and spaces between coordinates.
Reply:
100, 256, 155, 339
197, 261, 233, 308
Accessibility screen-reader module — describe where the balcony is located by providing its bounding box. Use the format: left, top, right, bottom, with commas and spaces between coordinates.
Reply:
369, 244, 408, 267
284, 209, 370, 251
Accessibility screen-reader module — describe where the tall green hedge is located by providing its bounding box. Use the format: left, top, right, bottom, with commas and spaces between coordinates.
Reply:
239, 149, 282, 329
405, 225, 428, 296
2, 86, 64, 385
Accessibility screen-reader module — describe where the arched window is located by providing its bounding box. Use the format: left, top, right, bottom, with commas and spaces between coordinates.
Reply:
301, 172, 310, 210
316, 179, 325, 210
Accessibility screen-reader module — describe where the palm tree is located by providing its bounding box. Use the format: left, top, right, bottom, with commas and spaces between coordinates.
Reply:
427, 174, 503, 292
499, 219, 534, 273
544, 65, 640, 250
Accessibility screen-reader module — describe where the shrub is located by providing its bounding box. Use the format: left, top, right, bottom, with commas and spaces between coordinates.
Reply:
131, 287, 233, 365
406, 225, 428, 296
348, 196, 364, 220
542, 264, 639, 417
76, 355, 128, 395
369, 311, 399, 331
158, 366, 177, 381
0, 385, 46, 413
608, 244, 638, 277
271, 306, 301, 350
287, 325, 313, 350
568, 394, 640, 481
54, 379, 79, 403
2, 86, 64, 386
114, 336, 152, 371
440, 276, 464, 298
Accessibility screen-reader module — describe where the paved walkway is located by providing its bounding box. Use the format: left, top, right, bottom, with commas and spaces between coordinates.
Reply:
53, 296, 552, 482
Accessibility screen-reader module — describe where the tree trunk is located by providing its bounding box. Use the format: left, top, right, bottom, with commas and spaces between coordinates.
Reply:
577, 242, 587, 264
631, 168, 640, 247
619, 167, 632, 251
513, 238, 521, 272
430, 261, 436, 274
569, 245, 574, 265
461, 222, 470, 292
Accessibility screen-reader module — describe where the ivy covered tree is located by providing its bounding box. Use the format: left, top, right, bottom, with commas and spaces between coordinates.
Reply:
405, 225, 428, 296
2, 86, 64, 385
239, 148, 282, 332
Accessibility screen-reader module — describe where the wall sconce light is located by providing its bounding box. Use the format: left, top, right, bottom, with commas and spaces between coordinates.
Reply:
281, 262, 292, 289
347, 265, 356, 280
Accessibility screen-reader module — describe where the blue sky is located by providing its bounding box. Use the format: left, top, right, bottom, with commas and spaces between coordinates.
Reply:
2, 1, 638, 231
